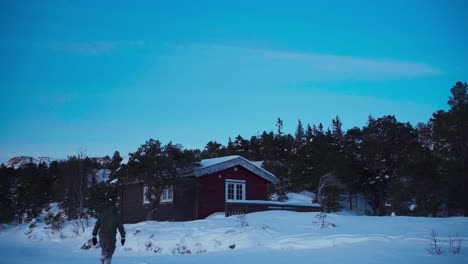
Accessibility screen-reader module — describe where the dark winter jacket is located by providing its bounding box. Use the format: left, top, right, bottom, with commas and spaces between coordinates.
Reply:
92, 207, 125, 239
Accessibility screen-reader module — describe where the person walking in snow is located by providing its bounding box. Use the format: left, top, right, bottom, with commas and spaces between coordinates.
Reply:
92, 205, 126, 264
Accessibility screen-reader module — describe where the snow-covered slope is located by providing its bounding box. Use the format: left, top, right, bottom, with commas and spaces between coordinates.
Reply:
2, 156, 62, 169
2, 156, 111, 169
1, 209, 467, 264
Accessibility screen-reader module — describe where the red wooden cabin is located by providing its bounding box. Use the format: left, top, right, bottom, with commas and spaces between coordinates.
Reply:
121, 155, 278, 223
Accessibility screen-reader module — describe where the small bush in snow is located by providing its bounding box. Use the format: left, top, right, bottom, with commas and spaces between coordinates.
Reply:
147, 241, 165, 254
145, 241, 153, 251
172, 244, 191, 255
427, 230, 443, 255
28, 218, 37, 229
314, 211, 336, 229
45, 212, 66, 231
71, 212, 91, 235
71, 220, 81, 236
449, 234, 462, 255
25, 219, 37, 235
237, 214, 249, 228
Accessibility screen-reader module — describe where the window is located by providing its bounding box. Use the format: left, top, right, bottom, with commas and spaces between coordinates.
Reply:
225, 179, 246, 201
143, 185, 150, 204
160, 186, 174, 203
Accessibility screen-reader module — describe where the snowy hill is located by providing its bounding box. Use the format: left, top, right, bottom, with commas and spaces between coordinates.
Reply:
2, 156, 111, 169
2, 156, 62, 169
0, 208, 467, 263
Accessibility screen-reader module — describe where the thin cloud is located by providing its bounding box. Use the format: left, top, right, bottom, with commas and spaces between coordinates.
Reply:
208, 45, 442, 80
50, 41, 144, 55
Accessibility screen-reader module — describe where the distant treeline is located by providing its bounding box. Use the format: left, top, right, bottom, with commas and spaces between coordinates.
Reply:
0, 82, 466, 222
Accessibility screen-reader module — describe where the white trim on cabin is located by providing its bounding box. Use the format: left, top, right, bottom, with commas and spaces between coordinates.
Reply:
160, 186, 174, 203
225, 179, 246, 201
143, 185, 150, 204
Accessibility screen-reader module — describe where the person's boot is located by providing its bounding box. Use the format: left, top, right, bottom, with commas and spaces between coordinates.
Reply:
104, 256, 112, 264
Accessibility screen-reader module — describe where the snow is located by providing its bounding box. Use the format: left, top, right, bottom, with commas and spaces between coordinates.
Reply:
120, 156, 129, 165
199, 155, 266, 173
110, 178, 119, 184
1, 208, 467, 263
285, 191, 316, 206
95, 169, 111, 183
251, 161, 263, 167
3, 156, 62, 169
227, 199, 321, 208
269, 191, 319, 207
339, 193, 373, 215
42, 203, 62, 216
199, 155, 241, 167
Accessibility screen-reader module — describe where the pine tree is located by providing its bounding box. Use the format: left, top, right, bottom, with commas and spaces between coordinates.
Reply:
234, 135, 249, 155
263, 118, 294, 198
341, 127, 365, 211
201, 141, 224, 159
226, 137, 236, 155
109, 151, 123, 180
361, 116, 417, 215
247, 136, 262, 161
276, 118, 284, 135
305, 123, 313, 143
124, 139, 200, 220
294, 119, 305, 143
331, 115, 344, 147
430, 82, 468, 215
0, 165, 15, 222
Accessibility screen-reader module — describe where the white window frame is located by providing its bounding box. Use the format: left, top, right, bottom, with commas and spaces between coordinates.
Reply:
143, 185, 151, 204
160, 186, 174, 204
225, 179, 246, 201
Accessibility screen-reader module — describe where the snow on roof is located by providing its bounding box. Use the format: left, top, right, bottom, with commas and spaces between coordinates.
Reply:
199, 155, 241, 167
196, 155, 279, 184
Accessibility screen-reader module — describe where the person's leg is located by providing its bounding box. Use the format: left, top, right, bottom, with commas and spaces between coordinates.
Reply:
99, 234, 116, 264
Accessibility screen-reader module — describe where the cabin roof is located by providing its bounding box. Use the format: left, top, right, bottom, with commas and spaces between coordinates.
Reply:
195, 155, 279, 184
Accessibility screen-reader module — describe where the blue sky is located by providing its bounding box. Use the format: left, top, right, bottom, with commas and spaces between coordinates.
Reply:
1, 0, 467, 162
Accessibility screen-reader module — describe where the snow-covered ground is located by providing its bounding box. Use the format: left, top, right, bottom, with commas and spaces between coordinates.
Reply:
1, 209, 467, 264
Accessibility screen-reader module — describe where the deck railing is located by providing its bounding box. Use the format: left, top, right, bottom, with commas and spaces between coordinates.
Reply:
225, 200, 322, 217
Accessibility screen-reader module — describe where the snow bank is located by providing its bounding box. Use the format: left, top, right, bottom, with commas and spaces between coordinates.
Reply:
1, 200, 468, 264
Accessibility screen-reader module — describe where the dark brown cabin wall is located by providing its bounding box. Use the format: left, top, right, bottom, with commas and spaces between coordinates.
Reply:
122, 179, 198, 223
151, 179, 197, 221
121, 182, 151, 223
198, 166, 268, 219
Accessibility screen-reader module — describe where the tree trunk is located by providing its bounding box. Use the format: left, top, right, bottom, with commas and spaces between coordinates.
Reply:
145, 188, 163, 221
377, 183, 385, 216
464, 179, 468, 217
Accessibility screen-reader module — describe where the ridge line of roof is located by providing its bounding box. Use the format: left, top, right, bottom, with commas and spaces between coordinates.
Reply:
195, 156, 278, 184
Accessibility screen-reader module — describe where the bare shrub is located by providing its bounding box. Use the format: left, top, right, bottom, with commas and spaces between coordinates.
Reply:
449, 234, 462, 255
172, 244, 191, 254
71, 220, 85, 236
427, 230, 443, 255
314, 211, 336, 229
25, 219, 37, 235
71, 212, 90, 236
237, 214, 249, 228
